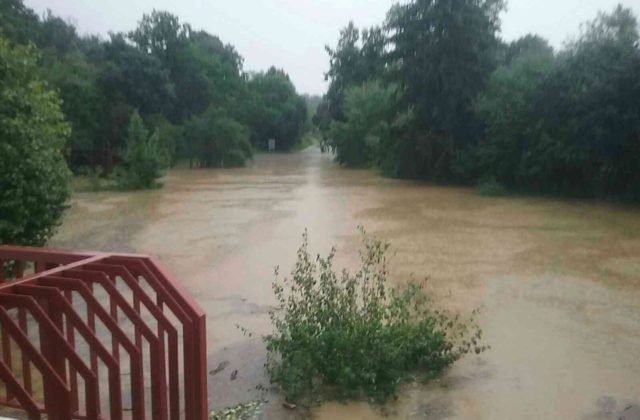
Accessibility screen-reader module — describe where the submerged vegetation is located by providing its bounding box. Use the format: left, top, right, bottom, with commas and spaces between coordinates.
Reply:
317, 2, 640, 201
261, 229, 486, 404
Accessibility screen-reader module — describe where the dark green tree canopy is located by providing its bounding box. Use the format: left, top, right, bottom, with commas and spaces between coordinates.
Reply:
386, 0, 504, 143
322, 22, 386, 122
246, 67, 308, 150
129, 10, 191, 64
100, 34, 175, 118
0, 1, 312, 179
318, 1, 640, 201
0, 0, 40, 44
0, 39, 71, 245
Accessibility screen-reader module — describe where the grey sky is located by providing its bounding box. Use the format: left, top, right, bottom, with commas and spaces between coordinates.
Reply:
25, 0, 640, 95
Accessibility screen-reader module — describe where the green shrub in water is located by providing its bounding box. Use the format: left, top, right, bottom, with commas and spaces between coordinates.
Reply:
263, 228, 487, 404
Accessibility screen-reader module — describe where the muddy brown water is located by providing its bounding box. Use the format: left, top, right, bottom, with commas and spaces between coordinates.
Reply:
51, 147, 640, 419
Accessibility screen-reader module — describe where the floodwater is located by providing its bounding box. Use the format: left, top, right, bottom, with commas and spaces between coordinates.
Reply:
52, 147, 640, 419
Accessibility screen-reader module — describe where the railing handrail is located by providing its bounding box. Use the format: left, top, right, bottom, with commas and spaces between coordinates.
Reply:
0, 245, 208, 420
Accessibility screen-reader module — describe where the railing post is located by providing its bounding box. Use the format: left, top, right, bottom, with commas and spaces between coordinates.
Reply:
194, 313, 208, 419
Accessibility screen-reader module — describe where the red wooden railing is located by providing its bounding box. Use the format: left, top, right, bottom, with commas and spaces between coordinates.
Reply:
0, 246, 207, 419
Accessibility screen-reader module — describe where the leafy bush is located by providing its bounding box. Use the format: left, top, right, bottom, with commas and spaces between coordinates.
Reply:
329, 81, 396, 168
476, 177, 508, 197
117, 111, 169, 190
184, 108, 253, 168
0, 39, 71, 246
263, 229, 487, 404
214, 116, 253, 167
222, 149, 248, 168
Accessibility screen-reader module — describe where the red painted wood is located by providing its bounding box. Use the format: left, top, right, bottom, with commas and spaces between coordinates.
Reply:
0, 246, 208, 419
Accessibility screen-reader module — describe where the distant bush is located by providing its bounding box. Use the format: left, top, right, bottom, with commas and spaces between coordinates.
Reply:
184, 109, 253, 168
476, 177, 508, 197
222, 149, 247, 168
261, 228, 487, 404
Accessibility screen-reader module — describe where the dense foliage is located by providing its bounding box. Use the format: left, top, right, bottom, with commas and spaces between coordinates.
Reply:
0, 0, 312, 246
0, 39, 71, 246
319, 2, 640, 201
184, 108, 253, 168
245, 68, 308, 151
1, 2, 310, 175
263, 230, 486, 403
329, 81, 397, 167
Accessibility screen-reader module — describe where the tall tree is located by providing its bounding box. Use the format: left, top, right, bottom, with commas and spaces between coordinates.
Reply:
386, 0, 505, 179
129, 10, 191, 66
322, 23, 385, 123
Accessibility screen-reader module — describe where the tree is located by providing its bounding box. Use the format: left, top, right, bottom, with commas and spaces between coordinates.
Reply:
184, 108, 252, 168
385, 0, 505, 179
2, 1, 311, 178
45, 49, 106, 169
321, 23, 385, 125
210, 116, 253, 167
96, 34, 174, 173
467, 6, 640, 199
467, 39, 556, 186
169, 31, 246, 120
329, 81, 397, 167
246, 68, 307, 150
0, 0, 40, 45
129, 10, 191, 65
37, 11, 79, 54
118, 111, 169, 189
503, 35, 554, 65
100, 34, 174, 118
0, 39, 71, 246
525, 6, 640, 198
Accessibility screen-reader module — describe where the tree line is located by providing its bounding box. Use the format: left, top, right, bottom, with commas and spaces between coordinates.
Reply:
3, 1, 309, 170
316, 1, 640, 201
1, 0, 309, 246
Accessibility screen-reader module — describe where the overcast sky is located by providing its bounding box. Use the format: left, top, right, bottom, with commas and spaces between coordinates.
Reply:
25, 0, 640, 95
